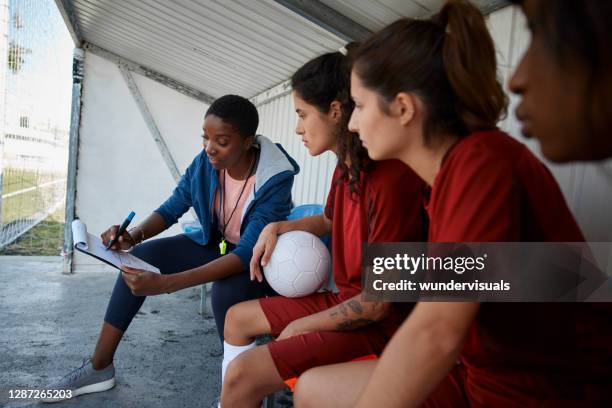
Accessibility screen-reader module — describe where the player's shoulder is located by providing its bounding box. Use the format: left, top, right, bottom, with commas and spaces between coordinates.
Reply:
366, 159, 425, 200
368, 159, 420, 183
451, 130, 527, 165
440, 130, 530, 183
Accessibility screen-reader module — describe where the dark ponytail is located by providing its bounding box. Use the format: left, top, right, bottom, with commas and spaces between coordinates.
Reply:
291, 43, 369, 195
353, 0, 507, 143
436, 1, 507, 133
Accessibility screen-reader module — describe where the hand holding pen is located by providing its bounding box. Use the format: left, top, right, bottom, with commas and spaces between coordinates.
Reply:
102, 211, 135, 250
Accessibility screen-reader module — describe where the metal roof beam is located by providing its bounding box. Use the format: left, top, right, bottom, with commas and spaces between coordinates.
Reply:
54, 0, 83, 47
274, 0, 372, 42
119, 66, 182, 183
474, 0, 511, 15
62, 48, 85, 273
85, 42, 216, 105
251, 79, 292, 107
119, 65, 199, 220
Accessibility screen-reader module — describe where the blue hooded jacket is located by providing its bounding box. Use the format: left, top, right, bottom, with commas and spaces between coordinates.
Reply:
154, 135, 299, 267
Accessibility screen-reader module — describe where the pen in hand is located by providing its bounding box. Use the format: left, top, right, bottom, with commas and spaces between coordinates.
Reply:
106, 211, 135, 250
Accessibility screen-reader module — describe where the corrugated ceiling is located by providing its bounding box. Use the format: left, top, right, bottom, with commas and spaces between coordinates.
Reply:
59, 0, 508, 99
320, 0, 508, 31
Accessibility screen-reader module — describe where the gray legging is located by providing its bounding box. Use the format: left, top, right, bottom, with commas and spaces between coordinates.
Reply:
103, 232, 275, 343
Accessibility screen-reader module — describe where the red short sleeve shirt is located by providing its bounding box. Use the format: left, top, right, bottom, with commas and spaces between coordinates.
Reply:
427, 130, 583, 243
325, 160, 427, 300
427, 131, 612, 402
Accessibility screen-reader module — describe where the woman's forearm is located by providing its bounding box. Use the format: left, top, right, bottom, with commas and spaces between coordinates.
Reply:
276, 214, 332, 237
355, 302, 479, 408
302, 293, 391, 332
130, 212, 167, 243
164, 253, 244, 293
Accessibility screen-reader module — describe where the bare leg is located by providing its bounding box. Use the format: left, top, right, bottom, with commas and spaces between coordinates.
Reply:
294, 359, 377, 408
224, 299, 272, 346
221, 345, 286, 407
91, 322, 124, 370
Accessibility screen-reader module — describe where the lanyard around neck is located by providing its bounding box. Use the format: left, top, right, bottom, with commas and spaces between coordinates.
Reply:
219, 150, 256, 253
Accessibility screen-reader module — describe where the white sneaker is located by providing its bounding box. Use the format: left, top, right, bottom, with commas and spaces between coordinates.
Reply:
42, 358, 115, 403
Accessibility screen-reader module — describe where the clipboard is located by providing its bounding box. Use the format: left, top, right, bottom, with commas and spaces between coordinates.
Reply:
71, 219, 160, 273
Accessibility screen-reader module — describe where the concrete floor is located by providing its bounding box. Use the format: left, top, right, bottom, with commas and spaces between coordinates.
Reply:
0, 256, 223, 407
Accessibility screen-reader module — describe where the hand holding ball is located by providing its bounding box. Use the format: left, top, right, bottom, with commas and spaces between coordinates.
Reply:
263, 231, 331, 298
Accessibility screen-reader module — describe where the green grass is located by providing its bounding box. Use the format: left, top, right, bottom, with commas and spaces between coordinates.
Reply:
1, 169, 66, 225
2, 168, 64, 195
0, 206, 66, 256
1, 168, 67, 256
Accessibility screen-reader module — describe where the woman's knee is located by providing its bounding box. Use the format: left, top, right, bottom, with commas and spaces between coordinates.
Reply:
223, 300, 269, 342
222, 346, 283, 406
223, 353, 251, 390
129, 241, 159, 265
223, 303, 243, 341
221, 351, 263, 407
294, 368, 323, 408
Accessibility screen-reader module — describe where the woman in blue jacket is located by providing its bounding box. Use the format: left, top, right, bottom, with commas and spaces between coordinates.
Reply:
43, 95, 299, 403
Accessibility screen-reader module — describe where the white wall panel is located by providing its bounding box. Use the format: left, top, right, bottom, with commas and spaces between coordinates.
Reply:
487, 5, 515, 68
75, 52, 207, 272
571, 162, 612, 241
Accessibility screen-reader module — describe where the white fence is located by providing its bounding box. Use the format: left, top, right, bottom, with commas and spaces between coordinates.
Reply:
0, 0, 72, 251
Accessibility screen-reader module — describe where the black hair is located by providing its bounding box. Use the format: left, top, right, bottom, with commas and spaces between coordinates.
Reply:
205, 94, 259, 138
509, 1, 611, 68
291, 43, 369, 195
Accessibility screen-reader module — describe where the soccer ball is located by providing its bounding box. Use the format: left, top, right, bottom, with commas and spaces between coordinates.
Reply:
264, 230, 331, 298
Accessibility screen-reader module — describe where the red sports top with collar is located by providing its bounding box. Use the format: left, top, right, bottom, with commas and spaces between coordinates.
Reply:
259, 158, 428, 382
426, 130, 612, 405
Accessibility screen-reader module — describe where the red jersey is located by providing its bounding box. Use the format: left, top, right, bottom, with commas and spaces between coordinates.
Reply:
325, 159, 427, 300
260, 161, 426, 381
428, 130, 612, 405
